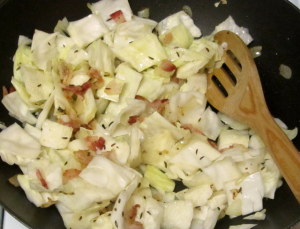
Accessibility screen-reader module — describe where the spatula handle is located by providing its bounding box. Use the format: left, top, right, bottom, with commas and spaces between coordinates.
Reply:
253, 114, 300, 203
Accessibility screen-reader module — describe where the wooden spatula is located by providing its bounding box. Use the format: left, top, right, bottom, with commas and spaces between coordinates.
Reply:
207, 30, 300, 202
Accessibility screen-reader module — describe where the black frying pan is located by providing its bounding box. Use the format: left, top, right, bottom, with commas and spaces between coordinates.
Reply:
0, 0, 299, 228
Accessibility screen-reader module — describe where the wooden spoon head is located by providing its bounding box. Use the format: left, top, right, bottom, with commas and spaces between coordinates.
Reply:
206, 30, 263, 119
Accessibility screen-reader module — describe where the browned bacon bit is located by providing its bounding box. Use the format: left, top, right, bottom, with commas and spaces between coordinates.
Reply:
63, 169, 81, 184
150, 99, 169, 114
63, 81, 92, 96
124, 204, 144, 229
110, 10, 126, 24
2, 86, 8, 97
128, 115, 140, 125
161, 32, 173, 45
85, 136, 106, 151
208, 140, 218, 149
89, 68, 104, 90
170, 75, 183, 84
58, 118, 81, 131
58, 60, 73, 85
135, 95, 149, 102
181, 124, 205, 136
36, 169, 48, 189
74, 150, 94, 168
159, 60, 176, 72
9, 85, 16, 93
128, 204, 140, 220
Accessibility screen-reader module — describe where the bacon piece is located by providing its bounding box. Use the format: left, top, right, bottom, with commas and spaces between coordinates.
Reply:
2, 86, 8, 97
89, 68, 104, 90
159, 59, 176, 72
150, 99, 169, 114
36, 169, 48, 189
74, 150, 94, 168
161, 32, 173, 45
110, 10, 126, 24
208, 140, 218, 150
63, 81, 92, 96
63, 169, 81, 184
125, 204, 143, 229
128, 115, 140, 125
181, 124, 205, 136
85, 136, 106, 151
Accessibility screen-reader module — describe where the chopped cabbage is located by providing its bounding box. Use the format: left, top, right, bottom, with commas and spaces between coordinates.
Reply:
2, 91, 37, 124
67, 14, 108, 47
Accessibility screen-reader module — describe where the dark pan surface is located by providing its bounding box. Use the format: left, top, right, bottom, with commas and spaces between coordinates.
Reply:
0, 0, 299, 228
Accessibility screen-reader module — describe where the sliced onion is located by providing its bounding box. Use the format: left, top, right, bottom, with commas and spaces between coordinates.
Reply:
279, 64, 292, 79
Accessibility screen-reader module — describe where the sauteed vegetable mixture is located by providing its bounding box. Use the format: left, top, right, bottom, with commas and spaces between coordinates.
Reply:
0, 0, 298, 228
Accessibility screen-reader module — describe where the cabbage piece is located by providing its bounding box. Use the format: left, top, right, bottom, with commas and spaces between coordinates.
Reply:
24, 158, 63, 191
260, 154, 282, 199
57, 177, 115, 212
144, 165, 175, 193
113, 16, 157, 48
159, 24, 193, 48
31, 30, 58, 71
182, 171, 213, 188
180, 73, 207, 94
214, 16, 253, 45
96, 77, 125, 102
274, 118, 298, 140
141, 129, 178, 170
105, 63, 142, 116
76, 88, 97, 124
111, 175, 141, 229
80, 156, 138, 197
56, 34, 89, 66
176, 59, 208, 79
176, 184, 213, 207
17, 174, 58, 207
199, 106, 223, 140
156, 11, 201, 38
13, 44, 34, 82
169, 136, 221, 179
21, 66, 54, 103
126, 188, 163, 229
203, 158, 242, 190
0, 123, 41, 165
218, 112, 248, 130
162, 200, 194, 229
86, 39, 115, 77
249, 134, 265, 149
140, 111, 187, 140
225, 172, 264, 217
1, 91, 37, 124
128, 126, 144, 167
54, 17, 69, 35
24, 124, 42, 141
136, 69, 165, 102
67, 14, 108, 47
208, 191, 227, 210
69, 71, 90, 86
243, 209, 266, 220
40, 119, 73, 149
89, 0, 133, 29
218, 129, 250, 150
165, 91, 206, 125
229, 224, 257, 229
191, 206, 220, 229
113, 34, 167, 72
57, 203, 112, 229
36, 91, 54, 129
